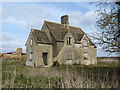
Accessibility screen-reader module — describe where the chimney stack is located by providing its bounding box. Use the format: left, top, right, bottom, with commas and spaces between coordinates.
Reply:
61, 15, 69, 28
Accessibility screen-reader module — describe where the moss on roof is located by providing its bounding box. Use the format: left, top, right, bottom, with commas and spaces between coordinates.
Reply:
31, 21, 96, 47
32, 29, 52, 44
45, 21, 84, 43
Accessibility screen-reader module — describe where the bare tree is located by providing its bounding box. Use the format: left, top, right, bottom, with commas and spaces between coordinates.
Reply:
91, 2, 120, 55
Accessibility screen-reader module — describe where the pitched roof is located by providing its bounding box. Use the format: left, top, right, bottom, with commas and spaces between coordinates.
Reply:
45, 21, 96, 47
31, 21, 96, 47
32, 29, 52, 44
45, 21, 84, 43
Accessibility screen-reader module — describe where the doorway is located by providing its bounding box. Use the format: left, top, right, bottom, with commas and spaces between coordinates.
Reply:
42, 53, 48, 65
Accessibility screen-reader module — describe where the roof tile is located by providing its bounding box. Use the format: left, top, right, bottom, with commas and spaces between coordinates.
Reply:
32, 29, 52, 44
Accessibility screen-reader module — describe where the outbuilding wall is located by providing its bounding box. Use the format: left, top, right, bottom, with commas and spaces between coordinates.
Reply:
37, 44, 53, 67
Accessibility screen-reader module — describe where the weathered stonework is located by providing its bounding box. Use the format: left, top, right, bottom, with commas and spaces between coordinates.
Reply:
25, 15, 97, 67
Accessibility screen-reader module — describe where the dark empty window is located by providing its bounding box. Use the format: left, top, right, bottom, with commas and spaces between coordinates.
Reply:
67, 37, 72, 45
42, 53, 48, 65
84, 57, 88, 60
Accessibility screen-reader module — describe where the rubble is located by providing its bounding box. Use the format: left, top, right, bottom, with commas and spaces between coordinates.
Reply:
0, 48, 26, 60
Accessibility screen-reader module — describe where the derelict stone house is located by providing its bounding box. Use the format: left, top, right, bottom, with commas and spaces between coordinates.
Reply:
25, 15, 97, 67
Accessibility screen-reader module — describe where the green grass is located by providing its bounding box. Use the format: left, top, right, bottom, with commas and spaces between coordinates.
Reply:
2, 60, 119, 88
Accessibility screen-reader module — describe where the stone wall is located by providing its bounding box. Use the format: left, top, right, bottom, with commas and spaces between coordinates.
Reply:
26, 31, 38, 67
55, 32, 97, 66
1, 48, 25, 60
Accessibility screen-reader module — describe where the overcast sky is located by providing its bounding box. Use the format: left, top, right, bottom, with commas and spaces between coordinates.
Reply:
1, 1, 117, 57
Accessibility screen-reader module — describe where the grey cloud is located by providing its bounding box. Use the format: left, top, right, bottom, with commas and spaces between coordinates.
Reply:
3, 3, 64, 29
1, 32, 26, 53
69, 11, 98, 27
1, 40, 25, 53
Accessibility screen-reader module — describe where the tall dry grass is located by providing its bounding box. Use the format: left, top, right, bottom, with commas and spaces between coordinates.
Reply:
2, 59, 119, 88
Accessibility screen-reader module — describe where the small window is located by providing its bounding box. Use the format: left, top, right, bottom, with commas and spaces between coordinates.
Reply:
67, 37, 72, 45
30, 38, 33, 46
83, 53, 88, 60
30, 52, 33, 61
30, 47, 33, 53
66, 52, 72, 60
84, 57, 88, 60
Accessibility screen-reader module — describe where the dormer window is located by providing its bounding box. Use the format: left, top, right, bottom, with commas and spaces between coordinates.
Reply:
67, 37, 72, 45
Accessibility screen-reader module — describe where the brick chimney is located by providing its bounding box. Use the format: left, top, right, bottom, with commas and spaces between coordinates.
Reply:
61, 15, 69, 28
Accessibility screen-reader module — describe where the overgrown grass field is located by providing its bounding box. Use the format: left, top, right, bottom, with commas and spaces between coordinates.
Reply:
2, 59, 119, 88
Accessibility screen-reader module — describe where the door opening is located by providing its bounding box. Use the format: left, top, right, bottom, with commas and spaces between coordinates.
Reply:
42, 53, 48, 65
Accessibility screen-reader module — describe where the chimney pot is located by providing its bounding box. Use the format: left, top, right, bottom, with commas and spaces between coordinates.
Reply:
61, 15, 69, 26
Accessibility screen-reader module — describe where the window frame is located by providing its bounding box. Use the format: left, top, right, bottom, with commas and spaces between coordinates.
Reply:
30, 38, 33, 46
66, 52, 72, 60
67, 37, 72, 45
30, 52, 33, 61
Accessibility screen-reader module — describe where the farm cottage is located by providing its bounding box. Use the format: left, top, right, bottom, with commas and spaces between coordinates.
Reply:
25, 15, 97, 67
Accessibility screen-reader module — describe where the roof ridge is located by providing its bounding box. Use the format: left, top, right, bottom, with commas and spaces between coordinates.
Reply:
45, 20, 82, 29
31, 29, 40, 31
40, 30, 45, 32
69, 26, 81, 29
45, 20, 62, 25
31, 29, 45, 32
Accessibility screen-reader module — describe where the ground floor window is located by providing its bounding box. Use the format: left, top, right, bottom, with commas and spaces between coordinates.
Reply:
83, 46, 89, 60
83, 53, 88, 60
66, 52, 72, 60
